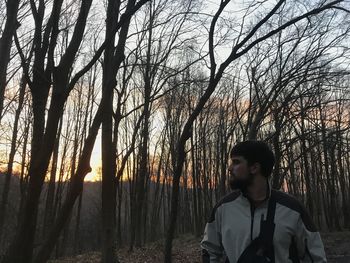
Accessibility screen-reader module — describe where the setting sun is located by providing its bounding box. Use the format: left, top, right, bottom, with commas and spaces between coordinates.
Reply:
84, 136, 102, 182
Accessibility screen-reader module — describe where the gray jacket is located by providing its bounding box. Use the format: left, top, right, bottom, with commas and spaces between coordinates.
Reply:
201, 189, 327, 262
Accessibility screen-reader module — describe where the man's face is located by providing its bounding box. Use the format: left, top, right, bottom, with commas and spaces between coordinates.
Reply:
228, 155, 254, 191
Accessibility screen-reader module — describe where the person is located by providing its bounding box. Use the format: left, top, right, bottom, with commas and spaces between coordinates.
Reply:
200, 140, 326, 262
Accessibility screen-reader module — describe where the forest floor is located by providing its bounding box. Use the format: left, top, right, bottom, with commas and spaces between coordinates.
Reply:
50, 231, 350, 263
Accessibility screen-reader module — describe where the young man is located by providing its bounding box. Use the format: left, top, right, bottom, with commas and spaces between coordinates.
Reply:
201, 140, 326, 262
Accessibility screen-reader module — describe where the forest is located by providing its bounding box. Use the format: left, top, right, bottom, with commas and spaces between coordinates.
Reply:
0, 0, 350, 262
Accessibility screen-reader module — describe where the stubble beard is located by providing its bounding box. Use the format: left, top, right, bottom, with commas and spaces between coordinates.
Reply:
229, 172, 254, 192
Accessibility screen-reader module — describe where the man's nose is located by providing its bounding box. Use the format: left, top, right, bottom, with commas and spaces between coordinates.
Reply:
228, 163, 233, 172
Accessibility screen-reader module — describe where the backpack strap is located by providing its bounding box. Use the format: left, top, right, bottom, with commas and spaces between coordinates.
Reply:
258, 192, 276, 259
263, 192, 276, 241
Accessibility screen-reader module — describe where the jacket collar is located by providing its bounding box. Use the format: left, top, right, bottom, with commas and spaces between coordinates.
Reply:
240, 177, 272, 205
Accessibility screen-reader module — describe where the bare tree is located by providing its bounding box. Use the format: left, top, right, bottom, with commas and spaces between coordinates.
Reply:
164, 0, 346, 261
0, 0, 21, 121
0, 72, 27, 244
2, 0, 151, 261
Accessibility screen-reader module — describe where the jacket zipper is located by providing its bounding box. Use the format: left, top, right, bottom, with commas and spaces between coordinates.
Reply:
250, 203, 255, 241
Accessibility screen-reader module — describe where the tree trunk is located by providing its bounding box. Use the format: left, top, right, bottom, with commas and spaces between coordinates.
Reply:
42, 117, 63, 239
73, 193, 83, 254
0, 72, 26, 243
0, 0, 20, 120
33, 99, 103, 263
101, 0, 119, 261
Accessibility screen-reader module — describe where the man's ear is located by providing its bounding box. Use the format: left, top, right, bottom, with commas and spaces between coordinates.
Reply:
249, 162, 260, 174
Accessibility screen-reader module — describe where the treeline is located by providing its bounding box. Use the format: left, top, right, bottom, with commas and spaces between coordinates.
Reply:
0, 0, 349, 262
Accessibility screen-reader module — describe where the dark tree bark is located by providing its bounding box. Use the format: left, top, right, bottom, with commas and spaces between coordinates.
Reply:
100, 0, 120, 260
134, 4, 153, 245
0, 0, 20, 120
42, 117, 63, 239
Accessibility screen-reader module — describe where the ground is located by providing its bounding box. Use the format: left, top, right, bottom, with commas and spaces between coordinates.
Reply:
49, 232, 350, 262
323, 232, 350, 263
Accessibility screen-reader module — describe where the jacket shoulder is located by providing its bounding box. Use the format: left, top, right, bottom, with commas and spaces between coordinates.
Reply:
272, 189, 301, 212
272, 189, 317, 232
208, 191, 240, 223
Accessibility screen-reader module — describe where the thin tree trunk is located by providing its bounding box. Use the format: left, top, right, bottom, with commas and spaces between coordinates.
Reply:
18, 109, 30, 226
0, 72, 26, 243
0, 0, 20, 120
33, 100, 103, 263
101, 0, 119, 260
42, 117, 63, 238
73, 193, 83, 254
